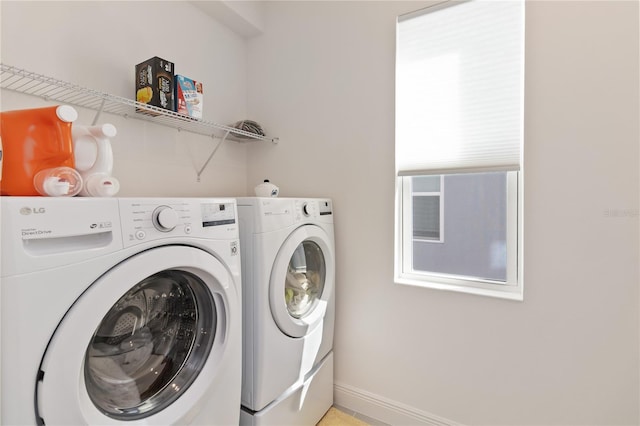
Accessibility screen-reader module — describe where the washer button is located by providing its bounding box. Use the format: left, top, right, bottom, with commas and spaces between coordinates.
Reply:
184, 225, 192, 234
135, 230, 146, 240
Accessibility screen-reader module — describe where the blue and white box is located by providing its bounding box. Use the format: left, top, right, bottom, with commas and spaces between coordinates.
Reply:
175, 75, 204, 119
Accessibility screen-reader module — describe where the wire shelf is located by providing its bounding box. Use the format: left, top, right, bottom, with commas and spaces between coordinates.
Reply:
0, 63, 278, 143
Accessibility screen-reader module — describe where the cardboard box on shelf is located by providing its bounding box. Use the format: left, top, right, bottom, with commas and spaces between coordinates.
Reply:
135, 56, 174, 114
175, 75, 203, 120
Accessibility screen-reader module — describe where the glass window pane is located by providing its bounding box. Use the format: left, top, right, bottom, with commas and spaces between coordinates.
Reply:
412, 175, 441, 193
413, 195, 440, 240
412, 172, 508, 282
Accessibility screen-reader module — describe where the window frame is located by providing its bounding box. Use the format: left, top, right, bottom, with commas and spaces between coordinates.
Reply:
393, 0, 524, 301
395, 171, 523, 300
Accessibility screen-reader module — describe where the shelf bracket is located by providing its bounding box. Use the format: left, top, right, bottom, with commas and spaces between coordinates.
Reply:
91, 98, 107, 125
195, 129, 231, 182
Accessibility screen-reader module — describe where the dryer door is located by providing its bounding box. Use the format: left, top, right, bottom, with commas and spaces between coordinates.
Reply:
36, 245, 236, 425
269, 225, 335, 338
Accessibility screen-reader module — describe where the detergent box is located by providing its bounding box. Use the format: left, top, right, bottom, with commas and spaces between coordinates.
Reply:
175, 75, 204, 120
135, 56, 175, 114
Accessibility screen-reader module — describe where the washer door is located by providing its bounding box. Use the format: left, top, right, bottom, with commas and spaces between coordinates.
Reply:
269, 225, 334, 338
36, 246, 234, 425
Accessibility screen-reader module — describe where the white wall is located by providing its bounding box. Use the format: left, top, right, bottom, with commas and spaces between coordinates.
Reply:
1, 1, 252, 197
247, 1, 640, 425
1, 1, 638, 425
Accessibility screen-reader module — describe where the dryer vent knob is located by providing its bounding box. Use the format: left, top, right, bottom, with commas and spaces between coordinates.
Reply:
153, 206, 179, 232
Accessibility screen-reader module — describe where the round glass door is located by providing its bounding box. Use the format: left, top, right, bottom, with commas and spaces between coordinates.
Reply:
285, 240, 326, 319
269, 225, 334, 338
84, 269, 216, 420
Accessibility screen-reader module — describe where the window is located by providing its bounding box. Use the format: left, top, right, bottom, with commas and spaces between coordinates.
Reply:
394, 0, 524, 300
412, 175, 443, 242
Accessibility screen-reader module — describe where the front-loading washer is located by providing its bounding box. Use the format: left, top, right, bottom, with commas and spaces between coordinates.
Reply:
1, 197, 242, 425
237, 197, 335, 426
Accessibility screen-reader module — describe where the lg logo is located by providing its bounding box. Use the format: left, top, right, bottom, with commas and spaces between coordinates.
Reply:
19, 207, 46, 215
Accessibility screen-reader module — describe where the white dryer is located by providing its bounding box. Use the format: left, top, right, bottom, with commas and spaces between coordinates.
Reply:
1, 197, 242, 425
237, 197, 335, 426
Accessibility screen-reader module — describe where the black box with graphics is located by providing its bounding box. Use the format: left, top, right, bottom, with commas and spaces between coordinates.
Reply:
135, 57, 174, 114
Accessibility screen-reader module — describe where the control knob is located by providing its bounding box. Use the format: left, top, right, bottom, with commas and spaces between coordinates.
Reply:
152, 206, 179, 232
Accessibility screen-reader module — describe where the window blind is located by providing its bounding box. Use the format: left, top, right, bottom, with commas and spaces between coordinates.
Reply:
396, 0, 524, 176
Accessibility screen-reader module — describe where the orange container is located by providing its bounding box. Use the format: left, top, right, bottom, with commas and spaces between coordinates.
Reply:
1, 105, 80, 196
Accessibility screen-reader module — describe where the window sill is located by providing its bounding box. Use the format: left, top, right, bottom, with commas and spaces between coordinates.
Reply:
394, 275, 524, 301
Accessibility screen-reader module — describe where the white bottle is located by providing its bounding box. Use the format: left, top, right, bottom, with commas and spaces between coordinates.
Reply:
72, 123, 121, 197
254, 179, 279, 197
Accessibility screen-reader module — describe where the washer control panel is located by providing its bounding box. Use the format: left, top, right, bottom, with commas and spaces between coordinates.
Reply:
294, 199, 332, 222
119, 198, 237, 246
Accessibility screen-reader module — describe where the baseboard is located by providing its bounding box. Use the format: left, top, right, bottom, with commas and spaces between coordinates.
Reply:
334, 382, 460, 426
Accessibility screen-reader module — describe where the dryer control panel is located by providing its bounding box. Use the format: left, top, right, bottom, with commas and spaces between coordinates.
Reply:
237, 197, 333, 233
294, 199, 333, 222
118, 198, 238, 247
